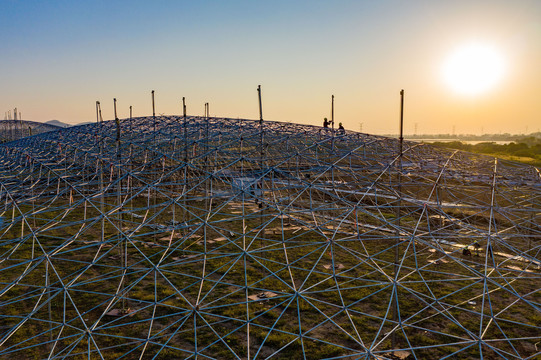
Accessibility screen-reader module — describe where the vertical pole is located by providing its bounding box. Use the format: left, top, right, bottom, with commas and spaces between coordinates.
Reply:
183, 96, 187, 165
152, 91, 156, 117
392, 89, 404, 350
331, 95, 335, 151
96, 101, 105, 245
151, 90, 156, 160
331, 95, 334, 128
399, 90, 404, 152
151, 90, 157, 242
331, 95, 335, 192
114, 98, 125, 310
258, 85, 263, 122
183, 97, 187, 118
205, 102, 209, 199
258, 85, 265, 241
128, 103, 134, 226
183, 97, 187, 233
204, 102, 210, 249
152, 90, 156, 143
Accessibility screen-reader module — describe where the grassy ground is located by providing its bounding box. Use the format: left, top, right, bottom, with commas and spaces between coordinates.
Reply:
429, 140, 541, 168
1, 193, 539, 359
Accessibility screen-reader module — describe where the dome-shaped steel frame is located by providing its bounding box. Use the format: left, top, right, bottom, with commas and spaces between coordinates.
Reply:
0, 115, 540, 359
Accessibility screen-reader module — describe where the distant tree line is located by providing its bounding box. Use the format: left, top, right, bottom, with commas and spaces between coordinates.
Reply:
431, 138, 541, 167
402, 132, 541, 142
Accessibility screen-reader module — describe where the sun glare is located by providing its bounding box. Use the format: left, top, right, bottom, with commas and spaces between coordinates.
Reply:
443, 43, 505, 95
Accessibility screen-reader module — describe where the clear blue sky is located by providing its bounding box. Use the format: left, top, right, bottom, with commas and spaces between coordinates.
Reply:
1, 0, 540, 134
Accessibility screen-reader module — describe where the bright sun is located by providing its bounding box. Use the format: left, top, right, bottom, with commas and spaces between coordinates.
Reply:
443, 43, 505, 95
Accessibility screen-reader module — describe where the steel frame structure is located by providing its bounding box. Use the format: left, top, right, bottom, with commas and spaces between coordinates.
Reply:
0, 115, 540, 359
0, 120, 61, 143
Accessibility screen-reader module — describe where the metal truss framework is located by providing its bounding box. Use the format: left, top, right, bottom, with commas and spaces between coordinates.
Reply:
0, 115, 540, 359
0, 120, 61, 143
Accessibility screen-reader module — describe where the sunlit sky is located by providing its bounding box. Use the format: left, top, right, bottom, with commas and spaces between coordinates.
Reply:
1, 0, 540, 134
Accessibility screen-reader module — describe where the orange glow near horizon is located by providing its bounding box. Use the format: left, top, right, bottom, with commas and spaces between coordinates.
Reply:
1, 2, 540, 135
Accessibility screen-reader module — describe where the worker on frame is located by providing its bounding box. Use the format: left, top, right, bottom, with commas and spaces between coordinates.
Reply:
473, 241, 480, 256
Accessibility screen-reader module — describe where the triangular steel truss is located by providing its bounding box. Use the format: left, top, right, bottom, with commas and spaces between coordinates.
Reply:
0, 116, 540, 359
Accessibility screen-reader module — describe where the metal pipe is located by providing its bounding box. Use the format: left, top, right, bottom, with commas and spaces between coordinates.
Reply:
152, 90, 156, 145
151, 90, 155, 118
331, 95, 334, 129
257, 85, 263, 122
258, 85, 265, 240
331, 95, 335, 151
392, 89, 404, 350
183, 97, 186, 118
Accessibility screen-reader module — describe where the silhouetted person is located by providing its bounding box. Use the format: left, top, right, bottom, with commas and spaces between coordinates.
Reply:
323, 118, 329, 128
338, 122, 345, 132
473, 241, 480, 256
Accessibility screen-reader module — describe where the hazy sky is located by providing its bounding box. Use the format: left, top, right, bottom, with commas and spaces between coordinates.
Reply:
1, 0, 540, 134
